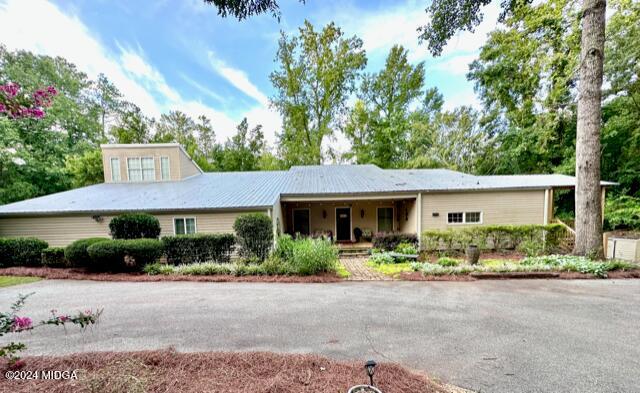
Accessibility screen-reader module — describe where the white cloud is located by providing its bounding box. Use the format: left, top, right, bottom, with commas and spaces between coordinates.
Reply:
0, 0, 281, 145
429, 53, 479, 76
207, 51, 270, 106
179, 72, 225, 103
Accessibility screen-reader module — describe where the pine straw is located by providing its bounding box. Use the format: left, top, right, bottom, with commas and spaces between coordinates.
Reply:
1, 350, 453, 393
400, 270, 640, 281
0, 267, 342, 283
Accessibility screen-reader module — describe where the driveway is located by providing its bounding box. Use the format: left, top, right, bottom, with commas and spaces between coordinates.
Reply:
1, 279, 639, 393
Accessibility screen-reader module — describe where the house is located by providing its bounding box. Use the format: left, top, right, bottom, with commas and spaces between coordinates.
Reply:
0, 143, 615, 247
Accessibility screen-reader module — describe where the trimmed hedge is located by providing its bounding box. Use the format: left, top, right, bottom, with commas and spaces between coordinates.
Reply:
86, 239, 163, 271
162, 233, 235, 264
233, 213, 273, 261
109, 213, 161, 239
372, 232, 418, 251
0, 237, 48, 267
41, 247, 67, 268
421, 224, 566, 253
64, 237, 110, 267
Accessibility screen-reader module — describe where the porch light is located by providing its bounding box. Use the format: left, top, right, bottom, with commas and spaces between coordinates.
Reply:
364, 360, 377, 386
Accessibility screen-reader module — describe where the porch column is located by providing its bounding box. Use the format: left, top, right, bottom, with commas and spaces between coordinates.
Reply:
417, 193, 422, 249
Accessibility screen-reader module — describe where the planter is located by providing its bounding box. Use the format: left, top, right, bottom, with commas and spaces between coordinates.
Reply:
466, 244, 480, 265
347, 385, 382, 393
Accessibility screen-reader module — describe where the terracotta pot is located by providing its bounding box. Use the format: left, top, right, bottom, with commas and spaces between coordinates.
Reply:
466, 244, 480, 265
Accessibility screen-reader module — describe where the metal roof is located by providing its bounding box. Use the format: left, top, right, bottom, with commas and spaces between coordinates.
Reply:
0, 164, 616, 216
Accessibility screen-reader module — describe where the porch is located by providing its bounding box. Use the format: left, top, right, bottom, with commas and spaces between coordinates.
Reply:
279, 195, 419, 246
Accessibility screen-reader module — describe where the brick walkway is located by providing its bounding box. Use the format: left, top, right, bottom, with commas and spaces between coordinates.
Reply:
340, 256, 392, 281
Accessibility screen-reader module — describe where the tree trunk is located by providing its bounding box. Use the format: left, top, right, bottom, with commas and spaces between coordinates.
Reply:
574, 0, 606, 258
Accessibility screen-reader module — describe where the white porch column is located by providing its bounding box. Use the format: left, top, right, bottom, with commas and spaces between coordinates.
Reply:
417, 193, 422, 249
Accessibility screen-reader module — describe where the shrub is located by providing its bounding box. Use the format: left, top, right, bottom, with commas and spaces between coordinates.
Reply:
143, 263, 175, 275
421, 224, 566, 253
517, 239, 544, 257
395, 242, 417, 255
87, 239, 163, 271
288, 238, 338, 275
162, 233, 235, 264
41, 247, 67, 268
372, 232, 418, 251
261, 255, 290, 275
436, 257, 460, 267
109, 213, 161, 239
0, 237, 48, 267
604, 195, 640, 230
361, 228, 373, 242
233, 213, 273, 261
273, 234, 296, 261
64, 237, 110, 267
369, 252, 395, 265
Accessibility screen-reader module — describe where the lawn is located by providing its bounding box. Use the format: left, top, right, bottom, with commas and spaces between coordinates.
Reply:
367, 261, 413, 277
0, 276, 41, 287
335, 261, 351, 278
1, 350, 453, 393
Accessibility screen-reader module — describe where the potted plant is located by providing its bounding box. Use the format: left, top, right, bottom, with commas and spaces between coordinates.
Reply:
466, 244, 480, 265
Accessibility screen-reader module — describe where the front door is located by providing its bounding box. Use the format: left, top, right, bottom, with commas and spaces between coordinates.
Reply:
336, 207, 351, 242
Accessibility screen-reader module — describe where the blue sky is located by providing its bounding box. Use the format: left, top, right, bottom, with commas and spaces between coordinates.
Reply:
0, 0, 499, 147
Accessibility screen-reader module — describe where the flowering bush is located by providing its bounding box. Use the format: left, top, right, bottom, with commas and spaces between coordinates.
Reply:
0, 293, 101, 365
0, 83, 57, 119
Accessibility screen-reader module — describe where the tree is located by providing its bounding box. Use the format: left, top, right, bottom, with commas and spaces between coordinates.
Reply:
110, 104, 152, 144
344, 45, 425, 168
65, 149, 104, 187
91, 73, 122, 138
270, 20, 366, 165
213, 118, 266, 171
421, 0, 607, 257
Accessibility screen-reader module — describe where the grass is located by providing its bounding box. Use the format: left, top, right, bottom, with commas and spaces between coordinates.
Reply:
367, 261, 413, 277
335, 261, 351, 278
0, 275, 41, 287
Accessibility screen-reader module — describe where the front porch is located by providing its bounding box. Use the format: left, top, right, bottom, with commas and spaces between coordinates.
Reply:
279, 195, 419, 246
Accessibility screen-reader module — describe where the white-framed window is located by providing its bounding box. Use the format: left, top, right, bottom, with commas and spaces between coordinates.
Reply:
160, 156, 170, 180
127, 157, 155, 181
447, 211, 482, 224
174, 217, 196, 235
110, 157, 121, 182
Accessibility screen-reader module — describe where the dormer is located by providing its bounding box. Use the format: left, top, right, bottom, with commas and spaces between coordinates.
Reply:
101, 143, 203, 183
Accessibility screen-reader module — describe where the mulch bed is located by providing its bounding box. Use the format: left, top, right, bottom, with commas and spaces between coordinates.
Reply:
399, 270, 640, 281
0, 267, 342, 283
1, 349, 454, 393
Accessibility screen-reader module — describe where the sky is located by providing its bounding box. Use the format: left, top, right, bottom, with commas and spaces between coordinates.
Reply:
0, 0, 500, 149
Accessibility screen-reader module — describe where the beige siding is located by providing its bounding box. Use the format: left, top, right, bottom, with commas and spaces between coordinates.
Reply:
421, 190, 546, 230
397, 199, 417, 234
102, 145, 201, 182
179, 148, 201, 179
607, 237, 640, 262
0, 211, 262, 247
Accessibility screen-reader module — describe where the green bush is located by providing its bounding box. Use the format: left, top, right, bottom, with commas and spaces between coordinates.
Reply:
143, 263, 175, 275
64, 237, 110, 267
41, 247, 67, 268
421, 224, 566, 253
395, 242, 417, 255
604, 195, 640, 230
436, 257, 460, 267
87, 239, 163, 271
372, 232, 418, 251
162, 233, 235, 264
109, 213, 161, 239
369, 252, 395, 265
288, 238, 338, 275
233, 213, 273, 261
0, 237, 48, 267
273, 234, 296, 261
517, 239, 544, 257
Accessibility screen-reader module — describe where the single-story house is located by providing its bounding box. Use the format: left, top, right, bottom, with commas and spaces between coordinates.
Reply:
0, 143, 615, 247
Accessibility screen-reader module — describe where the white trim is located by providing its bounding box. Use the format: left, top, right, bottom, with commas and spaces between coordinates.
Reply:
281, 194, 419, 202
376, 206, 394, 233
446, 211, 483, 225
335, 206, 353, 242
292, 208, 310, 236
173, 216, 197, 235
109, 157, 121, 182
160, 156, 171, 181
126, 156, 156, 182
417, 193, 422, 249
543, 189, 549, 224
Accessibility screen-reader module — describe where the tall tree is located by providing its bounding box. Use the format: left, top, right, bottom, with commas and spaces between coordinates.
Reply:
91, 73, 122, 138
110, 104, 152, 144
344, 45, 425, 167
213, 118, 266, 171
270, 20, 366, 165
420, 0, 607, 257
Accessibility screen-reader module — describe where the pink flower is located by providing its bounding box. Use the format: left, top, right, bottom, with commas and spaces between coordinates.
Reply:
0, 83, 20, 98
12, 316, 32, 331
46, 86, 57, 95
0, 103, 6, 113
29, 108, 45, 118
57, 315, 70, 322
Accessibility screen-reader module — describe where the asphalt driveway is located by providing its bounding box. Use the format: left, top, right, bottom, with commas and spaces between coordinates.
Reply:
1, 279, 639, 393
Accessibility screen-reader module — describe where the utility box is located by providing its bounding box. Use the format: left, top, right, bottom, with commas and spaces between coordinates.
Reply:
607, 237, 640, 262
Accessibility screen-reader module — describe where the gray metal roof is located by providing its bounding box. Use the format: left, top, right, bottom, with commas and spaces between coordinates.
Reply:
0, 164, 616, 216
0, 171, 289, 215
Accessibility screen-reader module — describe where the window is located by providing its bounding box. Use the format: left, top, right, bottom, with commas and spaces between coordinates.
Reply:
447, 212, 463, 224
465, 212, 481, 223
377, 207, 394, 232
110, 157, 121, 182
127, 157, 155, 181
160, 157, 170, 180
447, 211, 482, 224
292, 209, 310, 236
174, 217, 196, 235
